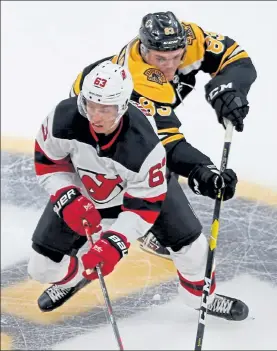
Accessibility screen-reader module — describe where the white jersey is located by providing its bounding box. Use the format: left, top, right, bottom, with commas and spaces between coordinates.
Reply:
35, 97, 167, 240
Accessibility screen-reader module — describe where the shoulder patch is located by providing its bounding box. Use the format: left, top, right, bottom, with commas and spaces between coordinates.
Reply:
143, 68, 167, 85
182, 23, 196, 45
178, 21, 205, 75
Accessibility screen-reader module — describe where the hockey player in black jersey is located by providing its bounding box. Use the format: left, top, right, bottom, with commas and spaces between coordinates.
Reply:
70, 11, 257, 258
29, 61, 248, 322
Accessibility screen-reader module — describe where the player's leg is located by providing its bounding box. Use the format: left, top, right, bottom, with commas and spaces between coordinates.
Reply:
152, 175, 248, 321
137, 231, 171, 259
28, 200, 88, 284
28, 200, 90, 311
151, 174, 208, 309
137, 173, 178, 259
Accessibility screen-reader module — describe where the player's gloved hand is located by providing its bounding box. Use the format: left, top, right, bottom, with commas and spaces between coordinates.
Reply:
81, 232, 130, 280
205, 82, 249, 132
51, 186, 102, 235
188, 164, 238, 201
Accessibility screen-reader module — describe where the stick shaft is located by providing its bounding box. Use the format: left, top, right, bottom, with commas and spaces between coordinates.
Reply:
83, 221, 124, 350
194, 120, 234, 350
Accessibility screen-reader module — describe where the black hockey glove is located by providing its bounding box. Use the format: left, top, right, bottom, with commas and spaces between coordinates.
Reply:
205, 82, 249, 132
188, 164, 238, 201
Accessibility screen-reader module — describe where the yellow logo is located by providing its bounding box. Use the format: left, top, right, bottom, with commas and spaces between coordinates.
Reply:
164, 27, 175, 35
144, 68, 167, 85
210, 219, 219, 250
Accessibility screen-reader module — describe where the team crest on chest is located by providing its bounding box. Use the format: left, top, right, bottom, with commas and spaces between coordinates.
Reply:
77, 167, 123, 204
144, 68, 167, 85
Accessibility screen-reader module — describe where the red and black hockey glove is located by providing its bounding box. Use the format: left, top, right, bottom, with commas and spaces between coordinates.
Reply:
81, 231, 130, 280
51, 186, 102, 236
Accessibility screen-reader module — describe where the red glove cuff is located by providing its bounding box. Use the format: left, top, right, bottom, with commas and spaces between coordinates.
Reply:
50, 186, 81, 218
81, 231, 130, 280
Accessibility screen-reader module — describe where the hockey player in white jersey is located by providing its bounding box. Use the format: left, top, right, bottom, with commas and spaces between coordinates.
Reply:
28, 61, 248, 321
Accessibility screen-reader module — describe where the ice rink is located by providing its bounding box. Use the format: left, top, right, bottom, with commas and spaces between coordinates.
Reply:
2, 152, 277, 350
2, 1, 277, 350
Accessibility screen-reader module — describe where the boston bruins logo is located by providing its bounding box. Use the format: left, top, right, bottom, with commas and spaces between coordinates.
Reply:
144, 68, 167, 85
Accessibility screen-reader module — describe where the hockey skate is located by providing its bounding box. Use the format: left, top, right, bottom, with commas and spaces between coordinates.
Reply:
137, 231, 171, 260
206, 293, 249, 321
38, 277, 91, 312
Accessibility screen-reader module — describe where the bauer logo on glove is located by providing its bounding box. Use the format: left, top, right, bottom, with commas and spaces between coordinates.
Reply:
53, 188, 79, 217
81, 232, 130, 280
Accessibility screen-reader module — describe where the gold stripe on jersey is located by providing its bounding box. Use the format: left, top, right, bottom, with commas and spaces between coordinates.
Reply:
72, 72, 82, 95
178, 22, 205, 74
212, 42, 238, 76
111, 55, 118, 64
212, 42, 249, 76
219, 51, 249, 72
117, 46, 127, 66
161, 134, 184, 146
127, 40, 176, 104
158, 128, 180, 134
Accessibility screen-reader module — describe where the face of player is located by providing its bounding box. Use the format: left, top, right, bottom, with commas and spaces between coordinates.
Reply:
86, 101, 119, 135
144, 47, 185, 81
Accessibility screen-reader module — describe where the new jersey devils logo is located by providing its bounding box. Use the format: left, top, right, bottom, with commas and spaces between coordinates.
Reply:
78, 168, 123, 204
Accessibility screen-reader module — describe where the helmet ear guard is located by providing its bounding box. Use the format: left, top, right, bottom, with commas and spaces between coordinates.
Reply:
139, 11, 187, 52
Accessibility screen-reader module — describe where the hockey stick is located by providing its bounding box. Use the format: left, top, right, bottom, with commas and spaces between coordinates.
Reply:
83, 220, 124, 351
194, 119, 234, 351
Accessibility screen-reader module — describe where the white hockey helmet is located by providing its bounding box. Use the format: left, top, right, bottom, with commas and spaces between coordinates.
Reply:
78, 60, 134, 123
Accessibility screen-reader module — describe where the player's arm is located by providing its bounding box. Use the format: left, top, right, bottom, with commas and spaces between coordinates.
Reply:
35, 108, 77, 194
130, 93, 214, 174
131, 93, 185, 149
69, 55, 117, 97
199, 28, 257, 131
130, 94, 237, 201
156, 108, 239, 201
167, 136, 238, 203
81, 142, 167, 281
35, 107, 102, 237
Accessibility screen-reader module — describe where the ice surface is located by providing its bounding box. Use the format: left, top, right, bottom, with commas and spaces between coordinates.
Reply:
52, 276, 277, 350
1, 204, 42, 269
1, 153, 277, 350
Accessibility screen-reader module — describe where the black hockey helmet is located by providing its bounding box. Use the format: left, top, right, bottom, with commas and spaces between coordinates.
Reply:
139, 11, 186, 52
